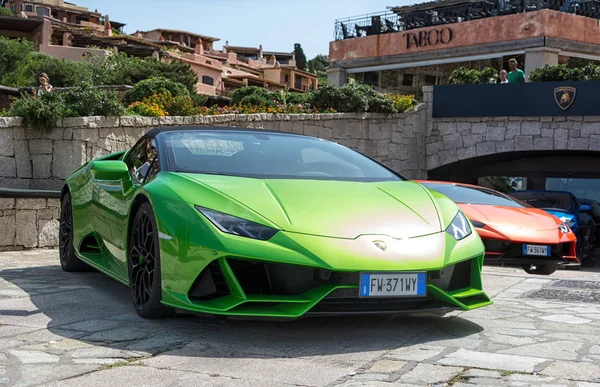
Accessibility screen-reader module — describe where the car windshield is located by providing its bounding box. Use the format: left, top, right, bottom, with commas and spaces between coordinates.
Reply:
509, 191, 574, 212
422, 183, 525, 208
161, 130, 404, 182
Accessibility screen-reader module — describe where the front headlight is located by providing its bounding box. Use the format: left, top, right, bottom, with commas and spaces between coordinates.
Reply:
446, 211, 472, 240
195, 206, 278, 241
469, 219, 486, 228
559, 222, 570, 234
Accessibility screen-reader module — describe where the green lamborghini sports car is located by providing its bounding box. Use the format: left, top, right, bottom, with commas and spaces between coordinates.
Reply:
59, 126, 492, 318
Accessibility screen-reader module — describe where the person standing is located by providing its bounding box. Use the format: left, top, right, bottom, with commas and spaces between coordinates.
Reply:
499, 70, 509, 84
36, 73, 53, 96
507, 59, 526, 83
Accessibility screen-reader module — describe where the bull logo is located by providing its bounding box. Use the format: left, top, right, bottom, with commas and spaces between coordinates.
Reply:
554, 87, 576, 111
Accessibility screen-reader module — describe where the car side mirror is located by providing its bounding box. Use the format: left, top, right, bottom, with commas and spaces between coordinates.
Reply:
90, 160, 129, 181
578, 204, 592, 213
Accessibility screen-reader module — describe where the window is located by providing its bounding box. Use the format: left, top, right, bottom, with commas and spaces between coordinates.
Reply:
23, 4, 33, 11
422, 183, 525, 208
36, 6, 49, 16
402, 74, 414, 87
163, 131, 403, 182
125, 138, 159, 183
202, 76, 214, 86
284, 74, 289, 84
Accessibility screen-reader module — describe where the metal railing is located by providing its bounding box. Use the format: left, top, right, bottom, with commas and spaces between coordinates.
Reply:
334, 0, 599, 40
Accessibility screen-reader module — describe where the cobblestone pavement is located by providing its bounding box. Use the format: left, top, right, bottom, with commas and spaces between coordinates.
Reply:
1, 250, 600, 387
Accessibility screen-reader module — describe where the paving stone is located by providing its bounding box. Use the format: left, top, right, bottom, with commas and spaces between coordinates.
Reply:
437, 349, 548, 372
70, 346, 144, 360
387, 344, 446, 361
368, 359, 406, 373
468, 377, 506, 385
352, 373, 389, 381
499, 340, 583, 361
401, 363, 463, 385
542, 361, 600, 381
81, 327, 153, 342
59, 319, 122, 333
8, 349, 59, 364
486, 334, 540, 347
493, 328, 545, 337
507, 374, 556, 383
465, 369, 502, 378
540, 315, 592, 325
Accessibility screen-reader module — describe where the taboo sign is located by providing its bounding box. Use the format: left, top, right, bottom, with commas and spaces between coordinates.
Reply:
403, 27, 453, 49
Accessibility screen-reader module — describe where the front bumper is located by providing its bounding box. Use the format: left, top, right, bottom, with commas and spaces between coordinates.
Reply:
482, 238, 579, 267
158, 230, 492, 318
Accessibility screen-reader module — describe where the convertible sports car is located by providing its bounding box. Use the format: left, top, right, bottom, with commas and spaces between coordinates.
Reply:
59, 127, 491, 319
509, 190, 596, 267
419, 181, 578, 275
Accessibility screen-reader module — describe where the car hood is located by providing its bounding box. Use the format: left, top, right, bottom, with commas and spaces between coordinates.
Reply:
179, 174, 442, 239
544, 209, 576, 223
458, 203, 563, 232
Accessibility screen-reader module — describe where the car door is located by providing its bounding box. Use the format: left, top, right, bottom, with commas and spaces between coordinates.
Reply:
92, 136, 160, 279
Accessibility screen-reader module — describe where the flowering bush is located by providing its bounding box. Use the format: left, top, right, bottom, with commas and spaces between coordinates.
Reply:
197, 102, 336, 115
387, 94, 418, 113
128, 91, 200, 116
128, 101, 168, 117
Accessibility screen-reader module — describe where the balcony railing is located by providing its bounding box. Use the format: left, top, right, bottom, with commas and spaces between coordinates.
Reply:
334, 0, 600, 40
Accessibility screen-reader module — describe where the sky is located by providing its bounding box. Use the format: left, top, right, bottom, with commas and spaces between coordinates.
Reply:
75, 0, 413, 59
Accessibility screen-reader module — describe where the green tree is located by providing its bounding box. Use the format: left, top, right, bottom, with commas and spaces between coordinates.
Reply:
307, 54, 329, 73
2, 52, 92, 87
0, 7, 14, 16
0, 37, 35, 83
294, 43, 308, 71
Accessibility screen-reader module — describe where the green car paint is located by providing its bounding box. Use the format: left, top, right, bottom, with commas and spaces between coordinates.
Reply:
62, 128, 492, 318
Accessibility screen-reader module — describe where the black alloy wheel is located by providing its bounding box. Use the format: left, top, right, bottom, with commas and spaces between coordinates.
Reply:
128, 202, 174, 318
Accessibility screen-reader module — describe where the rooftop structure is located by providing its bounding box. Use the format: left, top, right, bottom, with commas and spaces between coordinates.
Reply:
329, 2, 600, 98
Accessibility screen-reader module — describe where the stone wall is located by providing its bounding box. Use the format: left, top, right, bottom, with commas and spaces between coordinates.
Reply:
425, 115, 600, 171
0, 110, 429, 191
0, 197, 59, 251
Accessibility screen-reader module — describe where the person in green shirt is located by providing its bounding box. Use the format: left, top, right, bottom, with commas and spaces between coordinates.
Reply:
507, 58, 526, 83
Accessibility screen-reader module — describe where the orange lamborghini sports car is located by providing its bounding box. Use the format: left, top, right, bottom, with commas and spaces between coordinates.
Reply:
418, 181, 578, 275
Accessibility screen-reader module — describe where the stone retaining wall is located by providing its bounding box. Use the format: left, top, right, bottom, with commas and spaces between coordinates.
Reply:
425, 115, 600, 171
0, 197, 59, 251
0, 109, 429, 191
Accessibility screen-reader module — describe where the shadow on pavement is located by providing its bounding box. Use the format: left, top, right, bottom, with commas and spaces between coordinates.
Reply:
0, 264, 484, 359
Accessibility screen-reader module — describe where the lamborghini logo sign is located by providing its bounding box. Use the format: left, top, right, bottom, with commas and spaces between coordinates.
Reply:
373, 240, 387, 251
554, 86, 576, 111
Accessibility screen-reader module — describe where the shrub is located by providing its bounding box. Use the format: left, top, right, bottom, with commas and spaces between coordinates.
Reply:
0, 108, 9, 117
97, 53, 198, 93
309, 83, 398, 113
9, 92, 65, 130
61, 83, 124, 117
129, 91, 199, 116
388, 94, 418, 113
448, 67, 499, 84
197, 103, 336, 115
0, 7, 15, 16
2, 53, 92, 87
0, 37, 35, 82
528, 64, 600, 82
128, 101, 168, 117
125, 76, 189, 104
9, 84, 125, 129
231, 86, 274, 106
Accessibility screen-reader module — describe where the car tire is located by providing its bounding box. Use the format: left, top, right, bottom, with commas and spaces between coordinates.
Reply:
128, 201, 175, 319
580, 235, 596, 268
59, 192, 87, 272
522, 264, 557, 275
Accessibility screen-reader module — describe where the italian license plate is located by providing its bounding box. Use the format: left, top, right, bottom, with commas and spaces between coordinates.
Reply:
359, 272, 427, 297
523, 244, 550, 256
